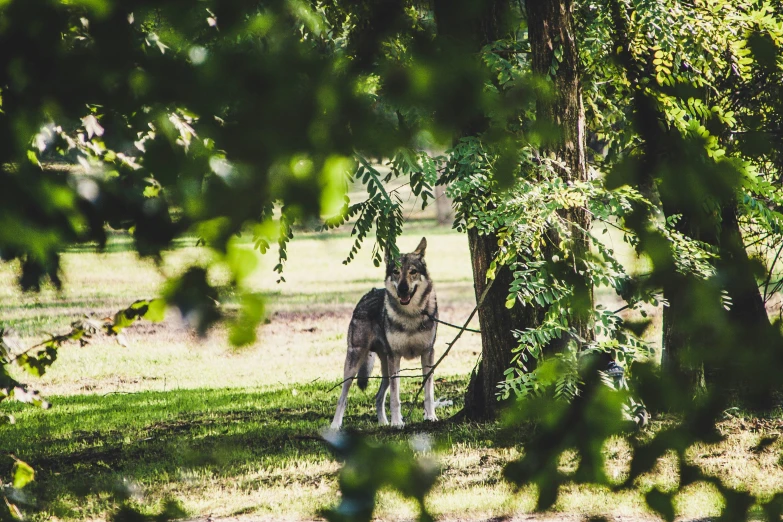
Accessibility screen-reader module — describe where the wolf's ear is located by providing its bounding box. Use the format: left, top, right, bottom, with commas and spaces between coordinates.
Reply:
413, 237, 427, 257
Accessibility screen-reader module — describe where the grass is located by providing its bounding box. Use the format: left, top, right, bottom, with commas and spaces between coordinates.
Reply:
1, 215, 781, 521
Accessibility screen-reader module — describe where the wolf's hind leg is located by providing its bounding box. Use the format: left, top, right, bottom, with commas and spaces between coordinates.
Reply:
375, 354, 390, 425
331, 347, 366, 429
421, 349, 437, 421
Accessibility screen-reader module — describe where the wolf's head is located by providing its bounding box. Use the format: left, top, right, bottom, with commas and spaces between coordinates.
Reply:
385, 237, 430, 306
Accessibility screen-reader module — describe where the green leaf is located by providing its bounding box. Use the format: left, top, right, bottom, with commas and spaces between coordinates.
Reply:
143, 185, 161, 198
145, 299, 167, 323
26, 150, 40, 166
12, 459, 34, 489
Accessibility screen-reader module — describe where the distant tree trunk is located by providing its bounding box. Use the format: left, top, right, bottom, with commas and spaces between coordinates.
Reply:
610, 2, 772, 403
660, 198, 773, 404
661, 269, 705, 393
462, 0, 592, 420
657, 175, 771, 399
715, 202, 776, 408
434, 184, 454, 225
609, 11, 705, 392
719, 204, 769, 331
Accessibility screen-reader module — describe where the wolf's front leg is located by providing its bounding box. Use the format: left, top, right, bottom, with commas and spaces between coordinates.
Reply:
421, 349, 437, 421
375, 354, 390, 426
388, 354, 404, 428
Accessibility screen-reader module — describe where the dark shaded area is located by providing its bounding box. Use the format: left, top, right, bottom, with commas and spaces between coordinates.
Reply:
0, 377, 486, 519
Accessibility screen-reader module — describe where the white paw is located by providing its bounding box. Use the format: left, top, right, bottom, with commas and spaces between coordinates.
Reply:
424, 413, 438, 422
378, 416, 389, 426
391, 419, 405, 428
329, 421, 342, 431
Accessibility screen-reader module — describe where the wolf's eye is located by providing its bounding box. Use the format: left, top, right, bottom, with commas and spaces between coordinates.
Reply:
409, 269, 418, 275
393, 268, 400, 275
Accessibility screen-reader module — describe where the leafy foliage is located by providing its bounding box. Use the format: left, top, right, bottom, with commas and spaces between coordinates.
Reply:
442, 126, 659, 406
0, 299, 164, 418
497, 1, 783, 519
1, 456, 35, 521
322, 432, 438, 522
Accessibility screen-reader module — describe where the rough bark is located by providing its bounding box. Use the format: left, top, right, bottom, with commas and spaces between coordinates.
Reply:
526, 0, 593, 345
526, 0, 586, 185
463, 228, 545, 419
462, 0, 592, 420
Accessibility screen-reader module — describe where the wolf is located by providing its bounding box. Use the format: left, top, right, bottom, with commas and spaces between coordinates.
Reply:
331, 237, 438, 429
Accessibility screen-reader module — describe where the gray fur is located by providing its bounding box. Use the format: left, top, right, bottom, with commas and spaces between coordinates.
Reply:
331, 237, 438, 429
356, 352, 375, 390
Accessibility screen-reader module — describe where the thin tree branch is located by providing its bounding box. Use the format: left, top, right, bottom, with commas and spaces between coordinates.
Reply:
763, 239, 783, 302
426, 314, 481, 334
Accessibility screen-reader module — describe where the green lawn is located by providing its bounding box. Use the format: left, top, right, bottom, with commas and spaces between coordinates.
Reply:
1, 220, 780, 521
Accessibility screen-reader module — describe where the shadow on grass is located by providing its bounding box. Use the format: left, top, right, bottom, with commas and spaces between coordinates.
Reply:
0, 376, 504, 519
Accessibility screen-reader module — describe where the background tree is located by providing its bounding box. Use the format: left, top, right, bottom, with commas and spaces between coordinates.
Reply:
583, 0, 783, 403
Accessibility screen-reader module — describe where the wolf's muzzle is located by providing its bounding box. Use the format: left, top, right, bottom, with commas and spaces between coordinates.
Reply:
398, 286, 416, 305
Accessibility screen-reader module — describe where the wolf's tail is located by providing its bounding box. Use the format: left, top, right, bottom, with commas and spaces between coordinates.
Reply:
357, 352, 375, 391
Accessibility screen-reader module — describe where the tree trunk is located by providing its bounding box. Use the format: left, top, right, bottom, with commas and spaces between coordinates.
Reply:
661, 270, 705, 393
526, 0, 592, 345
660, 197, 772, 405
463, 228, 544, 419
462, 0, 592, 420
610, 2, 772, 403
719, 204, 769, 330
658, 186, 771, 399
526, 0, 585, 185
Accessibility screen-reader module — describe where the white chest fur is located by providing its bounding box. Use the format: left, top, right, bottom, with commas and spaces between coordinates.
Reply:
385, 307, 437, 359
385, 328, 436, 359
